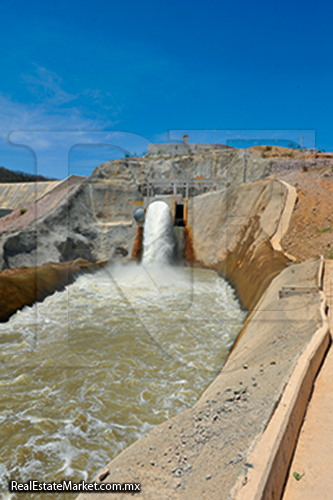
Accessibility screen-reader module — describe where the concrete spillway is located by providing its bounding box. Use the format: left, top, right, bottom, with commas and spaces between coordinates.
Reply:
2, 174, 326, 500
74, 178, 330, 500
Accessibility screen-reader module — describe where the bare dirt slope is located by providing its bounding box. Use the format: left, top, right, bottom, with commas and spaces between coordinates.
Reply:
247, 145, 333, 161
269, 164, 333, 261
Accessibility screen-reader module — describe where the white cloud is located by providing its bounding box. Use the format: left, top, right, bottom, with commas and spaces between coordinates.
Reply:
0, 92, 116, 152
0, 65, 122, 144
81, 88, 121, 113
0, 64, 161, 176
21, 64, 79, 106
0, 68, 122, 154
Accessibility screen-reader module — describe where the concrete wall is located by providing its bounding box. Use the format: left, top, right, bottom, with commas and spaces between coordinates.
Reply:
148, 143, 233, 155
187, 179, 296, 311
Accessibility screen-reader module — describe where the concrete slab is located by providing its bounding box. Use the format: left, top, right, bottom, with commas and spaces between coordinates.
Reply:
282, 260, 333, 500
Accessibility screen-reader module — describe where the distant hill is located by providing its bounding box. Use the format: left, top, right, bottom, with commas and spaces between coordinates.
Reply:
0, 166, 58, 183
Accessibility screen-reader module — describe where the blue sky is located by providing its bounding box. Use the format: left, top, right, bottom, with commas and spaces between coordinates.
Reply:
1, 0, 332, 179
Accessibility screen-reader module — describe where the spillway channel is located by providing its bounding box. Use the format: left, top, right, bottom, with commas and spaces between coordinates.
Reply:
0, 202, 246, 499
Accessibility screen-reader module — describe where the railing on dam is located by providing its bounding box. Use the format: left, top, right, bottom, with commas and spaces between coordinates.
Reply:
146, 178, 220, 201
145, 179, 220, 228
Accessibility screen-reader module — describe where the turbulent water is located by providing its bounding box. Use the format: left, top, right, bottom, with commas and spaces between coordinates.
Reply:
0, 203, 246, 500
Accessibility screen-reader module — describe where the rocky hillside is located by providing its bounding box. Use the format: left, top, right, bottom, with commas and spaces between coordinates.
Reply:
0, 146, 331, 270
0, 150, 272, 269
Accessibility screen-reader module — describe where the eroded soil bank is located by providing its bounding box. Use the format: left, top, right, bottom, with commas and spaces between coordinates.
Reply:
272, 164, 333, 261
0, 258, 106, 322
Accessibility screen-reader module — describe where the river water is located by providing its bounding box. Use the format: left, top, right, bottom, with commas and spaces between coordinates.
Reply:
0, 202, 246, 499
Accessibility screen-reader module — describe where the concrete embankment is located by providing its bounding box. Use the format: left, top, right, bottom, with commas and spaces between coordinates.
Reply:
228, 258, 329, 500
281, 260, 333, 500
186, 178, 296, 311
77, 178, 329, 499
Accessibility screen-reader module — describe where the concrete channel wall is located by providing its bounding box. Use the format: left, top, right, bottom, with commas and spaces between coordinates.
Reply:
77, 178, 330, 500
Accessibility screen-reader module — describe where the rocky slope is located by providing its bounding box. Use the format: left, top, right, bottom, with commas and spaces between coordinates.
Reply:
0, 150, 272, 270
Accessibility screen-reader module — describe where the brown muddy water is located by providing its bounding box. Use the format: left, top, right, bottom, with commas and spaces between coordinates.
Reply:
0, 263, 246, 499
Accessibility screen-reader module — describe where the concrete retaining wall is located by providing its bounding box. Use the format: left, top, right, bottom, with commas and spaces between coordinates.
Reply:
230, 279, 329, 499
187, 179, 297, 311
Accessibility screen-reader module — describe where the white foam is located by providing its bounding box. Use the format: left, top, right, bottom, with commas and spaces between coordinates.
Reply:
142, 201, 178, 266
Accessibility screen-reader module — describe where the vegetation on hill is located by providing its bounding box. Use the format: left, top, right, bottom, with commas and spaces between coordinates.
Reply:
0, 166, 57, 183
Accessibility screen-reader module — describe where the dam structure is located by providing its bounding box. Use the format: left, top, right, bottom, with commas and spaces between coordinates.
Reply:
1, 148, 332, 498
147, 134, 234, 156
75, 176, 329, 500
0, 148, 272, 269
